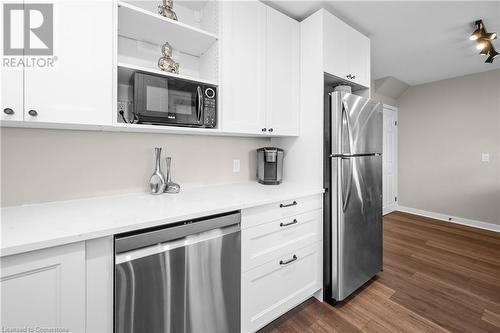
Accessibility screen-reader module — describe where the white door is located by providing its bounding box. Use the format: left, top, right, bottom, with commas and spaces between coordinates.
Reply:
1, 242, 86, 332
221, 0, 267, 135
265, 6, 299, 136
0, 0, 24, 121
383, 105, 398, 215
24, 0, 113, 125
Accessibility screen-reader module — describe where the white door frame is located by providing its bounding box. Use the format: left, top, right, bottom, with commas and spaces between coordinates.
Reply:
382, 104, 398, 215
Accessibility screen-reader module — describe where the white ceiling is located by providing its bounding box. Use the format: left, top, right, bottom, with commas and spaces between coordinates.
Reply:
265, 1, 500, 85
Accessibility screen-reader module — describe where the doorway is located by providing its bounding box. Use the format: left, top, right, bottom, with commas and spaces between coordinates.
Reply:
383, 105, 398, 215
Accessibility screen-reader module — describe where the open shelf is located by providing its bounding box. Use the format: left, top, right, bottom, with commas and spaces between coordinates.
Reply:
117, 1, 218, 57
117, 62, 218, 86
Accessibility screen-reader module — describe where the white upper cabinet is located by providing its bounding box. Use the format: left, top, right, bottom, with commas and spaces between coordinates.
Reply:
0, 0, 23, 122
23, 0, 113, 125
221, 0, 267, 135
265, 6, 300, 136
221, 1, 299, 136
1, 66, 23, 122
323, 10, 370, 88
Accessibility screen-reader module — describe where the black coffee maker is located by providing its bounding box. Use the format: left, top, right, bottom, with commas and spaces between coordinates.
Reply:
257, 147, 284, 185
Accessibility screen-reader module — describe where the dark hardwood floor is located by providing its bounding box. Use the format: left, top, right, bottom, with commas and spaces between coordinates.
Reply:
259, 211, 500, 333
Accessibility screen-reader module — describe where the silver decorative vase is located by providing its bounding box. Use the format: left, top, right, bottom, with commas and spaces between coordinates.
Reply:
164, 157, 181, 193
149, 147, 166, 195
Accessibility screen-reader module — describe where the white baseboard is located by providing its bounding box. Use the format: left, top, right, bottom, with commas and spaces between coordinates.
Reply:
396, 205, 500, 233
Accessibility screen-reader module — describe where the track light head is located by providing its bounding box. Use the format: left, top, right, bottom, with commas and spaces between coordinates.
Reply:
479, 41, 492, 55
485, 47, 499, 63
470, 20, 484, 41
476, 39, 489, 50
484, 32, 497, 40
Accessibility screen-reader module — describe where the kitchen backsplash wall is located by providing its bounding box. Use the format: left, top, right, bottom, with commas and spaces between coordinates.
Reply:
1, 128, 270, 207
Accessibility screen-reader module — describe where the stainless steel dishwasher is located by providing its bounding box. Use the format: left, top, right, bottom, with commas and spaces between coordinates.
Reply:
114, 212, 241, 333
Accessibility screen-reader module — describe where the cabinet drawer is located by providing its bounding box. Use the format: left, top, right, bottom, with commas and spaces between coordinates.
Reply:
242, 194, 322, 229
241, 241, 322, 333
242, 209, 322, 272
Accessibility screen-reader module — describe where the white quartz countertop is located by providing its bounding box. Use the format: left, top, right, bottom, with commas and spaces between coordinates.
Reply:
1, 182, 323, 257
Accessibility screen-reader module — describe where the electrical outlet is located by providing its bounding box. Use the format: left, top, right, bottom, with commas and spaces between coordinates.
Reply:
233, 159, 241, 173
481, 153, 490, 162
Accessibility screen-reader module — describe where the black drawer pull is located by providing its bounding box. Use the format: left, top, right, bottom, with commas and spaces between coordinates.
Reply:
280, 219, 298, 227
280, 255, 297, 265
280, 201, 297, 208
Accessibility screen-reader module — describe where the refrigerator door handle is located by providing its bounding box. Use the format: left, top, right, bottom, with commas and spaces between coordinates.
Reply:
341, 157, 353, 212
342, 101, 354, 154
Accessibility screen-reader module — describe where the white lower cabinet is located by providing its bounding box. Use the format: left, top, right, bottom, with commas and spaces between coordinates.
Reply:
241, 194, 323, 333
241, 241, 322, 333
0, 242, 86, 332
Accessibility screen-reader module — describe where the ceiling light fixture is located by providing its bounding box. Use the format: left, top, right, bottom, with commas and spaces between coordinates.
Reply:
470, 19, 498, 63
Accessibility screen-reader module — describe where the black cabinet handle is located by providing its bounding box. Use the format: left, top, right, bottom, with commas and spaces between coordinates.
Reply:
3, 108, 14, 115
28, 109, 38, 117
261, 128, 267, 132
268, 128, 274, 132
280, 201, 297, 208
280, 255, 297, 265
280, 219, 298, 227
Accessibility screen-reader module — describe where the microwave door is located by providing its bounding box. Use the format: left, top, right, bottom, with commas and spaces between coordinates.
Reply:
168, 81, 202, 126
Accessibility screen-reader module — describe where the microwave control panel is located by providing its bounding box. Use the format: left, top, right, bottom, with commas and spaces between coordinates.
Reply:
203, 87, 217, 128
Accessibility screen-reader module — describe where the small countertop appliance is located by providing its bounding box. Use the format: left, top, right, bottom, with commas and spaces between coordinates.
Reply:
257, 147, 284, 185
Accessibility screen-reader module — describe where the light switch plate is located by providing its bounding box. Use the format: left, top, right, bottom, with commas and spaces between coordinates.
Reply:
481, 153, 490, 162
233, 159, 241, 173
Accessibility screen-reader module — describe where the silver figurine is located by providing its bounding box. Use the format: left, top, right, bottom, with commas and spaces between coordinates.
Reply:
158, 0, 178, 21
158, 42, 179, 74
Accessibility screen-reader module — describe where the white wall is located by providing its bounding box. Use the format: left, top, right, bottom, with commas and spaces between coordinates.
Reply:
0, 128, 269, 207
397, 69, 500, 225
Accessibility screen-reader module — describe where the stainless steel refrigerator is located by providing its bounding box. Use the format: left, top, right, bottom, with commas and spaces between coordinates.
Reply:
324, 91, 383, 302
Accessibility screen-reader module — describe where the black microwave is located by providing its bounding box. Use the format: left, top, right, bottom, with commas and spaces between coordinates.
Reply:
133, 72, 217, 128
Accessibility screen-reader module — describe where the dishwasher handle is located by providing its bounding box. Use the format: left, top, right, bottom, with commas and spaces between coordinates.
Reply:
115, 211, 241, 254
116, 223, 240, 264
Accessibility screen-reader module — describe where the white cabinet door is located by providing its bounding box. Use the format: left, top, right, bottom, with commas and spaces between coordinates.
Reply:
0, 0, 23, 122
322, 10, 370, 88
221, 0, 266, 135
1, 242, 86, 332
322, 10, 350, 82
347, 28, 370, 88
1, 64, 23, 122
24, 0, 113, 125
265, 6, 299, 136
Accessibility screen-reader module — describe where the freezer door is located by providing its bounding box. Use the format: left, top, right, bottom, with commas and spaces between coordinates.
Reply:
333, 154, 383, 301
330, 92, 383, 155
